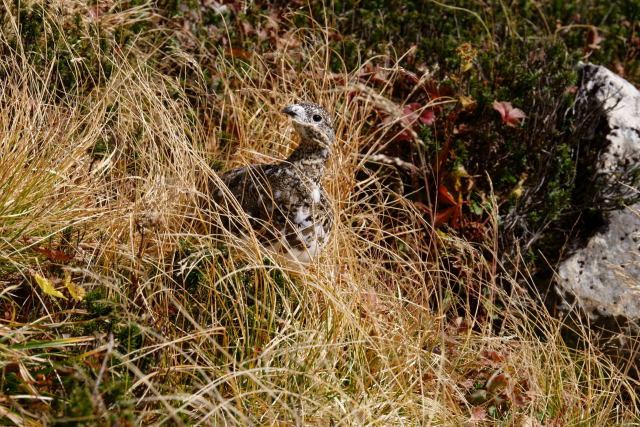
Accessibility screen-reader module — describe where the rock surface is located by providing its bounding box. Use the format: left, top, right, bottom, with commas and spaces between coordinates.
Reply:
556, 63, 640, 320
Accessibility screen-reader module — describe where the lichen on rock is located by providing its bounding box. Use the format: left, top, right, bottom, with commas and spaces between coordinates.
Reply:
557, 63, 640, 321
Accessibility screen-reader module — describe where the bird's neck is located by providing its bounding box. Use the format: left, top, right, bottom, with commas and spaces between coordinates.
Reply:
286, 139, 331, 182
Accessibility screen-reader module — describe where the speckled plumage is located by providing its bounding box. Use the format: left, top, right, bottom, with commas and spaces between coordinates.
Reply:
211, 102, 336, 262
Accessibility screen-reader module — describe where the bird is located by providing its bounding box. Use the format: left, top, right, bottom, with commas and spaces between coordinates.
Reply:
210, 101, 336, 262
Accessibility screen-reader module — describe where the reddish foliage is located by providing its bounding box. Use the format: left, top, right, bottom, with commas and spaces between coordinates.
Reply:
434, 185, 471, 228
585, 27, 604, 53
481, 350, 505, 363
486, 371, 509, 393
435, 206, 459, 227
424, 81, 454, 100
470, 406, 487, 421
402, 103, 436, 125
225, 47, 252, 59
239, 21, 254, 36
492, 101, 526, 127
32, 247, 72, 263
438, 185, 457, 205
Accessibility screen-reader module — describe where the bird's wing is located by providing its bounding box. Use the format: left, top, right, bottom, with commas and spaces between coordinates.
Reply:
212, 164, 286, 241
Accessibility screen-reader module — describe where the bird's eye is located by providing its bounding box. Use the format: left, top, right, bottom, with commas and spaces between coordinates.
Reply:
312, 114, 322, 122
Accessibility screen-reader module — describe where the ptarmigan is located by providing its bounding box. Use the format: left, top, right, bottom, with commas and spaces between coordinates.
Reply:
211, 102, 336, 262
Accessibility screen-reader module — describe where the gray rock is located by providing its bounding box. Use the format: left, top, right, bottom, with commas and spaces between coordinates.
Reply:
556, 63, 640, 320
557, 205, 640, 319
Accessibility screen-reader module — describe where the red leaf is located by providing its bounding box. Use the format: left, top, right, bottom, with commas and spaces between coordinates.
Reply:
470, 406, 487, 421
372, 66, 391, 85
425, 82, 454, 100
482, 350, 505, 362
486, 371, 509, 393
403, 102, 421, 112
256, 28, 269, 40
419, 109, 436, 125
492, 101, 526, 127
391, 128, 414, 143
347, 91, 360, 103
225, 47, 251, 59
451, 204, 462, 228
585, 27, 603, 52
438, 185, 457, 206
513, 389, 528, 407
240, 21, 254, 36
402, 103, 436, 126
33, 247, 72, 262
435, 206, 455, 227
265, 11, 280, 32
401, 103, 421, 125
413, 201, 430, 214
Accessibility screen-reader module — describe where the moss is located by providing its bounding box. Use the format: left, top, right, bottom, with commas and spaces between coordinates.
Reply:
51, 376, 135, 426
4, 1, 155, 95
85, 289, 114, 318
52, 381, 95, 426
115, 323, 144, 353
0, 371, 22, 394
101, 380, 135, 422
269, 263, 288, 289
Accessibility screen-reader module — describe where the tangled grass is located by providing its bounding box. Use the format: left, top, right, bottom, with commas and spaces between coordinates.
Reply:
0, 2, 638, 425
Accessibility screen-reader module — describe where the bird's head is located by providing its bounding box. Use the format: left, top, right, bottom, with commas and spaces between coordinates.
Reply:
282, 101, 335, 148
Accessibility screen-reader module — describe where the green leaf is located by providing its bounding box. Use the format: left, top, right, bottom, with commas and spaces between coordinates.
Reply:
9, 336, 95, 350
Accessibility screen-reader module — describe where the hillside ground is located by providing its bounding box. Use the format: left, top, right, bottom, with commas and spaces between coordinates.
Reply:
1, 1, 639, 425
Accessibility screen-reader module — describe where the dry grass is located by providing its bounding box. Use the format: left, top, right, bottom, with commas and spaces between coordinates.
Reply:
0, 2, 638, 425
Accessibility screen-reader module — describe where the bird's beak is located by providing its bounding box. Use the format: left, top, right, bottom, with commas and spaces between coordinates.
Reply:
282, 105, 297, 117
282, 104, 305, 120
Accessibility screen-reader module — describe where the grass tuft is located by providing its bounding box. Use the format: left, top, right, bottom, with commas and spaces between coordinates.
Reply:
0, 1, 638, 425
